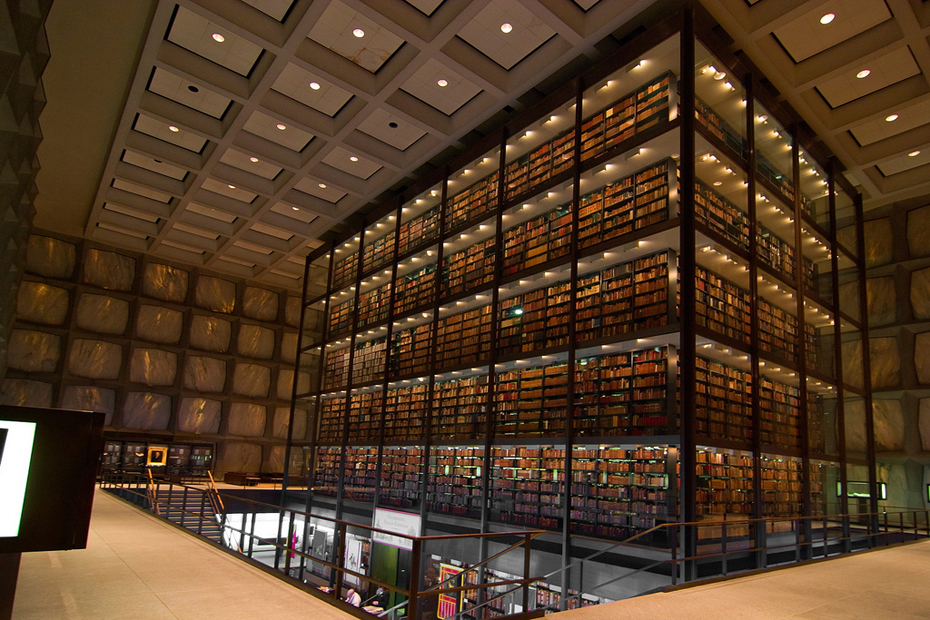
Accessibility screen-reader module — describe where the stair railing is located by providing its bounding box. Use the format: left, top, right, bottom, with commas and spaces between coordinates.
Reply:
145, 469, 160, 516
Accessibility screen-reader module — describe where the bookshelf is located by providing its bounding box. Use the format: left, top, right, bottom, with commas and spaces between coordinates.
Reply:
314, 446, 342, 495
343, 446, 377, 502
298, 16, 870, 571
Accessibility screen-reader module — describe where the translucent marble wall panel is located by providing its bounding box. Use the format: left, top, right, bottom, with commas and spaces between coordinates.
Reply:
243, 287, 278, 321
178, 397, 222, 434
907, 205, 930, 259
8, 329, 60, 372
75, 294, 129, 335
862, 218, 893, 268
876, 462, 911, 508
228, 402, 266, 436
866, 276, 896, 326
840, 340, 865, 390
122, 391, 171, 429
83, 249, 136, 291
232, 363, 270, 397
129, 348, 178, 386
281, 332, 298, 363
195, 275, 236, 313
872, 399, 904, 452
183, 356, 226, 392
912, 267, 930, 321
221, 442, 262, 472
25, 235, 75, 278
238, 324, 275, 359
920, 399, 930, 451
869, 337, 900, 389
68, 339, 122, 380
273, 406, 307, 440
844, 400, 867, 454
60, 386, 116, 425
264, 445, 286, 473
277, 369, 311, 399
16, 282, 68, 325
136, 306, 183, 344
143, 263, 189, 302
189, 315, 231, 352
915, 332, 930, 384
285, 295, 301, 327
0, 379, 53, 407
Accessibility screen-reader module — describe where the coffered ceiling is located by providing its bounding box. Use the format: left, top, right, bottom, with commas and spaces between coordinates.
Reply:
33, 0, 930, 292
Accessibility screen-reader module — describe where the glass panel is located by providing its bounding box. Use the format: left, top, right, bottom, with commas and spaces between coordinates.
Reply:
361, 210, 397, 277
398, 183, 442, 258
503, 97, 576, 205
431, 369, 489, 440
493, 352, 570, 439
496, 266, 572, 359
489, 444, 566, 531
298, 347, 321, 395
695, 43, 748, 162
446, 148, 500, 234
501, 181, 573, 277
393, 246, 438, 317
378, 445, 423, 509
843, 394, 869, 463
798, 146, 830, 227
383, 379, 428, 442
581, 34, 679, 165
439, 220, 497, 300
695, 241, 751, 349
759, 366, 801, 450
807, 309, 836, 380
343, 446, 377, 503
306, 251, 331, 302
810, 459, 842, 517
347, 387, 383, 444
837, 248, 862, 324
301, 301, 325, 347
839, 322, 865, 391
754, 103, 794, 205
696, 139, 749, 253
754, 190, 797, 285
389, 311, 433, 379
695, 446, 754, 518
800, 224, 832, 305
761, 454, 802, 516
835, 189, 860, 261
427, 445, 485, 518
808, 380, 839, 457
694, 340, 753, 445
332, 235, 361, 292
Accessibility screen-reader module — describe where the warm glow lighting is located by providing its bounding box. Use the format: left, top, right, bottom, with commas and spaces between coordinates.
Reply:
319, 183, 327, 188
168, 125, 179, 132
713, 71, 726, 81
276, 123, 286, 130
885, 114, 899, 122
292, 206, 299, 211
820, 13, 835, 25
249, 156, 259, 163
227, 184, 236, 189
909, 150, 921, 157
353, 28, 365, 38
856, 69, 870, 79
437, 79, 448, 87
212, 33, 225, 42
500, 22, 512, 33
309, 82, 321, 90
349, 156, 359, 162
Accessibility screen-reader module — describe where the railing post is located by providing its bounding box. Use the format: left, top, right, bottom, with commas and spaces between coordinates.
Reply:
522, 533, 531, 613
248, 511, 257, 558
899, 512, 904, 543
721, 521, 727, 576
795, 518, 800, 564
408, 538, 421, 620
842, 513, 851, 554
671, 526, 678, 586
238, 512, 246, 554
197, 493, 206, 535
822, 516, 828, 558
334, 523, 347, 598
284, 511, 296, 576
884, 512, 889, 545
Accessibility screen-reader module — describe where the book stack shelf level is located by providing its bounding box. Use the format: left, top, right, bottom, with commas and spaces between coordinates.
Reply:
343, 447, 377, 502
314, 446, 342, 496
427, 447, 485, 517
299, 22, 870, 560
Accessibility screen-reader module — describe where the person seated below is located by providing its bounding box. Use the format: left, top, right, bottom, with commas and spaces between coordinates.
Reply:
345, 588, 362, 607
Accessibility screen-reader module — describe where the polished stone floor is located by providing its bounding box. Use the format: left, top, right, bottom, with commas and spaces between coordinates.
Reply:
12, 489, 930, 619
12, 489, 353, 620
558, 537, 930, 619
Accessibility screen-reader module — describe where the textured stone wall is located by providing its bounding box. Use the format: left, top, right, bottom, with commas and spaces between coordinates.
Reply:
0, 231, 321, 476
865, 203, 930, 510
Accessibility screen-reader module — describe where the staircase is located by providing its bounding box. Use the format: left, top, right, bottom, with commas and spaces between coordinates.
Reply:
159, 486, 224, 545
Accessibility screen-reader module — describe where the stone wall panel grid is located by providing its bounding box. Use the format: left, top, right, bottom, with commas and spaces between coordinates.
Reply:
243, 287, 278, 321
16, 281, 69, 325
142, 262, 189, 303
75, 293, 129, 335
135, 306, 183, 344
83, 248, 136, 291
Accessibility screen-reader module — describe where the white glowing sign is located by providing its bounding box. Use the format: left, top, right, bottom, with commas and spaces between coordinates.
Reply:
0, 420, 37, 538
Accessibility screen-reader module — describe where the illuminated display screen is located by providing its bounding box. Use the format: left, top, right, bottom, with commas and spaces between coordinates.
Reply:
0, 421, 37, 538
0, 406, 103, 553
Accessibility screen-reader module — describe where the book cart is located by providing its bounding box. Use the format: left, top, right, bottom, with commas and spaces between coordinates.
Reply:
289, 6, 874, 613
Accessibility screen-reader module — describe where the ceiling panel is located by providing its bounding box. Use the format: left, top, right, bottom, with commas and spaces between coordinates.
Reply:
293, 177, 348, 203
220, 148, 283, 179
112, 178, 174, 203
877, 149, 930, 176
251, 221, 294, 241
573, 0, 600, 10
307, 0, 405, 74
133, 113, 207, 152
400, 58, 482, 115
271, 63, 354, 117
321, 146, 382, 180
850, 98, 930, 146
815, 46, 920, 108
241, 0, 293, 21
772, 0, 891, 63
271, 202, 318, 224
356, 108, 427, 150
167, 5, 264, 76
148, 67, 232, 118
201, 178, 258, 202
187, 202, 237, 224
242, 110, 314, 151
406, 0, 443, 17
121, 150, 189, 180
457, 0, 557, 70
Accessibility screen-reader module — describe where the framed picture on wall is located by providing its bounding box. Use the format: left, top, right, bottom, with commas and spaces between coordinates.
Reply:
147, 446, 168, 466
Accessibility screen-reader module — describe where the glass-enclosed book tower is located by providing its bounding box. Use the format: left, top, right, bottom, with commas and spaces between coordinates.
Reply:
291, 7, 874, 591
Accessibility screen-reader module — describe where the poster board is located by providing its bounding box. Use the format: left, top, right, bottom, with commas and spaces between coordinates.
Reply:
438, 564, 464, 619
372, 507, 421, 551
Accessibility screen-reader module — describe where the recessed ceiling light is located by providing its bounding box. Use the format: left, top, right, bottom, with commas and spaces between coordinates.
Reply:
500, 22, 513, 34
318, 183, 327, 189
885, 114, 899, 122
228, 184, 236, 189
856, 69, 870, 79
713, 71, 726, 81
353, 28, 365, 38
349, 156, 359, 162
292, 206, 299, 211
276, 123, 286, 130
249, 157, 259, 163
168, 125, 180, 133
212, 33, 225, 42
909, 150, 921, 157
187, 85, 199, 93
713, 181, 723, 186
437, 79, 448, 87
819, 13, 835, 25
309, 81, 321, 90
388, 121, 398, 128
